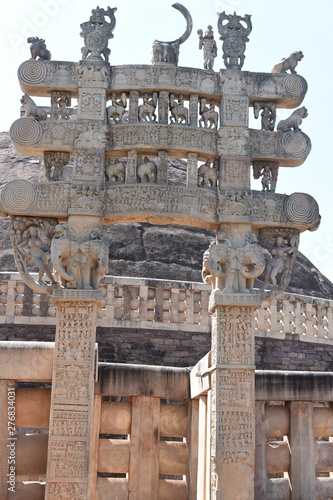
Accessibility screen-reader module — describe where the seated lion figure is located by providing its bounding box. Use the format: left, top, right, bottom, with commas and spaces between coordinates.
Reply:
277, 106, 308, 132
272, 51, 303, 74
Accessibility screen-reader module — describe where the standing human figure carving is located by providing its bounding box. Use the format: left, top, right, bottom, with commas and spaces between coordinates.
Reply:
260, 234, 296, 290
197, 25, 217, 70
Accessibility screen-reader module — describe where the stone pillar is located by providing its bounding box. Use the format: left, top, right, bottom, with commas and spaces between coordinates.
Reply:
157, 150, 168, 184
158, 91, 169, 124
189, 94, 199, 128
288, 401, 316, 500
45, 289, 101, 499
126, 150, 138, 184
255, 401, 267, 499
128, 91, 139, 124
209, 291, 260, 500
187, 153, 198, 187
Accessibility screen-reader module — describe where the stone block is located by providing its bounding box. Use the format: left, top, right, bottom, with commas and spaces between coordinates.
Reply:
15, 388, 51, 429
98, 439, 130, 473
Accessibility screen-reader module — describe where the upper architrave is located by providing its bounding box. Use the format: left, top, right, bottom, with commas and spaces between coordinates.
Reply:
17, 60, 307, 107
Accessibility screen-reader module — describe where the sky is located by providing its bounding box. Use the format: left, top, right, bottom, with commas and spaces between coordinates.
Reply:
1, 0, 333, 284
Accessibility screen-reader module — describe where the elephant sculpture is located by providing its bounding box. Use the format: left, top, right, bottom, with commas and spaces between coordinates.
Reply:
106, 159, 125, 182
51, 225, 109, 290
137, 157, 157, 183
197, 160, 219, 188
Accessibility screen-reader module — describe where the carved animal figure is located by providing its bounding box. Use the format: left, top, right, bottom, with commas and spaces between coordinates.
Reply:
197, 160, 219, 188
271, 51, 303, 74
107, 93, 127, 124
105, 160, 125, 182
199, 98, 219, 129
138, 93, 158, 122
277, 107, 308, 132
152, 3, 193, 65
27, 37, 51, 61
20, 94, 47, 121
169, 94, 188, 124
137, 157, 157, 183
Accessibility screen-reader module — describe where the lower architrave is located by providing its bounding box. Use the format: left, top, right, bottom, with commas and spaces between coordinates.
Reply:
45, 289, 101, 499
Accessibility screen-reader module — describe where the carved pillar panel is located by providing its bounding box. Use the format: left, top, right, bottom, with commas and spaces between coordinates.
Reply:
128, 91, 139, 124
45, 290, 102, 499
72, 149, 105, 186
126, 150, 138, 184
209, 292, 260, 500
187, 153, 198, 187
78, 88, 106, 121
221, 95, 249, 128
157, 150, 168, 184
219, 157, 251, 190
158, 91, 169, 124
189, 94, 199, 128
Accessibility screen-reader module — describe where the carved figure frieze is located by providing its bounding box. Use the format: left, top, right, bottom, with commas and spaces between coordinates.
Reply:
197, 159, 219, 188
44, 151, 70, 182
220, 69, 248, 95
80, 6, 117, 63
198, 25, 217, 70
199, 98, 219, 129
217, 12, 252, 69
50, 91, 72, 121
105, 158, 125, 182
252, 160, 279, 193
78, 62, 110, 86
34, 182, 71, 216
10, 217, 59, 294
107, 92, 127, 124
27, 36, 51, 61
151, 3, 192, 66
277, 106, 308, 132
78, 89, 106, 120
272, 51, 303, 74
217, 128, 249, 156
253, 101, 276, 131
202, 227, 265, 294
258, 229, 299, 297
169, 93, 188, 124
75, 123, 108, 148
218, 190, 252, 218
138, 92, 158, 122
51, 224, 109, 290
137, 157, 157, 183
20, 94, 47, 121
69, 185, 104, 214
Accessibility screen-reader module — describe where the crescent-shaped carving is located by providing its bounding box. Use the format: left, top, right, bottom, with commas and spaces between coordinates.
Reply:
170, 3, 193, 45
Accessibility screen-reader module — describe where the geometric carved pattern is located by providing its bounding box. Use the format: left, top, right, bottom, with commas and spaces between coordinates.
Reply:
9, 117, 43, 146
281, 130, 311, 158
282, 74, 307, 98
284, 192, 320, 226
1, 179, 37, 212
17, 60, 47, 85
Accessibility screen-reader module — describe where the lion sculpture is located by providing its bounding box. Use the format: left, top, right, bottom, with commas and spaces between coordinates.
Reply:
277, 106, 308, 133
271, 51, 303, 74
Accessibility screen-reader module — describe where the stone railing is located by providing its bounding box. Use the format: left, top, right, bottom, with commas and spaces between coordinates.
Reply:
0, 343, 332, 499
0, 273, 332, 344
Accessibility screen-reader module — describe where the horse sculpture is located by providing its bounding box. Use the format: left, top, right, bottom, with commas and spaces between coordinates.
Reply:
199, 98, 219, 129
27, 37, 51, 61
138, 93, 158, 122
169, 94, 188, 124
20, 94, 47, 121
107, 93, 127, 124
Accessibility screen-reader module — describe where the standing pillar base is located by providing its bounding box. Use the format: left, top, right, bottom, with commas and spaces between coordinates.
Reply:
45, 289, 101, 500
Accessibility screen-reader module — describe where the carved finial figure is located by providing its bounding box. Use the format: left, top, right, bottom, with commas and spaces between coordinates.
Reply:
138, 93, 158, 122
272, 51, 303, 74
217, 11, 252, 69
51, 92, 71, 120
17, 225, 57, 285
260, 166, 272, 192
152, 3, 193, 66
80, 6, 117, 63
27, 37, 51, 61
198, 159, 219, 188
199, 98, 219, 129
260, 234, 297, 293
197, 25, 217, 70
169, 93, 188, 124
107, 92, 127, 124
44, 152, 70, 182
277, 107, 308, 132
20, 94, 47, 121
